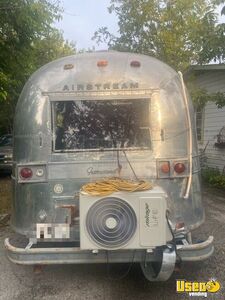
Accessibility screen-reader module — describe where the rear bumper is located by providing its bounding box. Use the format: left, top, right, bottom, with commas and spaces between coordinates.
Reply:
4, 236, 214, 265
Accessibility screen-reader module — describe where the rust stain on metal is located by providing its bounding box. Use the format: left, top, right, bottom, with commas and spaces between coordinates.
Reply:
56, 205, 77, 225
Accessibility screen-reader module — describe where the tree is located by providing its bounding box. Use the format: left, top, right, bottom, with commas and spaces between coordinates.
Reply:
0, 0, 76, 134
93, 0, 225, 71
31, 29, 76, 69
93, 0, 225, 108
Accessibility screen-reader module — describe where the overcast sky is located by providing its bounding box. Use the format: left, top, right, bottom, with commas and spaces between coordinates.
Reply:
55, 1, 225, 51
55, 0, 118, 50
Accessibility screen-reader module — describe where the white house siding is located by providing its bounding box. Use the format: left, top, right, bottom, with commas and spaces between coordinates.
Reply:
195, 70, 225, 172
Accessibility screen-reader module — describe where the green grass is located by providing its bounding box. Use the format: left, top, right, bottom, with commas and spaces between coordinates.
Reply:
0, 176, 11, 214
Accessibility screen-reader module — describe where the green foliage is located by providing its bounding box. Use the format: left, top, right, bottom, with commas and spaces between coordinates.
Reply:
93, 0, 225, 71
190, 87, 225, 109
202, 167, 225, 190
187, 74, 225, 109
93, 0, 225, 110
0, 0, 76, 134
31, 30, 76, 69
213, 90, 225, 108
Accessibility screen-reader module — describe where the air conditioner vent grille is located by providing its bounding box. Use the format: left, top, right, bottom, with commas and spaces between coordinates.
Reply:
86, 197, 137, 249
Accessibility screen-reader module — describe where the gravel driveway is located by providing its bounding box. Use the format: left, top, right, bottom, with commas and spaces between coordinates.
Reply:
0, 179, 225, 300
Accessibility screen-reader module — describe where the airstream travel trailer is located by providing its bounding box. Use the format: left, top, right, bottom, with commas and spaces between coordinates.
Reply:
5, 51, 214, 281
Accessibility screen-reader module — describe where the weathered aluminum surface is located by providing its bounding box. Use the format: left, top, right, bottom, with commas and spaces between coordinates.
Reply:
176, 236, 214, 261
11, 51, 204, 239
141, 246, 176, 281
4, 236, 214, 265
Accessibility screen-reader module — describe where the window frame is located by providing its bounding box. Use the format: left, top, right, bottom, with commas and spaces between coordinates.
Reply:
50, 97, 152, 153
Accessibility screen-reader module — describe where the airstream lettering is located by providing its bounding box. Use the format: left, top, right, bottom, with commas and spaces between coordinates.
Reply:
63, 81, 139, 91
5, 51, 214, 281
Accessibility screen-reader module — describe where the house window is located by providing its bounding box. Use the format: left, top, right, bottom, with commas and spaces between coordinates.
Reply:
196, 107, 204, 142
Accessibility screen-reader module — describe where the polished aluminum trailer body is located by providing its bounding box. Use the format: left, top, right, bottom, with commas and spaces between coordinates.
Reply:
5, 52, 213, 279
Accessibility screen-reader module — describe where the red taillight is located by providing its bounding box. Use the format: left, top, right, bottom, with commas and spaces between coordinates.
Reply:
161, 162, 170, 173
174, 163, 185, 174
20, 168, 33, 179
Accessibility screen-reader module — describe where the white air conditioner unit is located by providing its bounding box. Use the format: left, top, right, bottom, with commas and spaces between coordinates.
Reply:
79, 186, 169, 250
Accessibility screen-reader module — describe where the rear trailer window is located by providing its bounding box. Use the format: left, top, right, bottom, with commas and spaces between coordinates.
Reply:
52, 99, 151, 151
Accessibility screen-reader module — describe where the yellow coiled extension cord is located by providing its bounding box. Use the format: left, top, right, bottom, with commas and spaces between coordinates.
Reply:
81, 177, 153, 196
